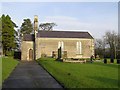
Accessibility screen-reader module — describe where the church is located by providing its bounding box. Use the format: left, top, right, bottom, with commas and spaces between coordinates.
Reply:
21, 16, 94, 61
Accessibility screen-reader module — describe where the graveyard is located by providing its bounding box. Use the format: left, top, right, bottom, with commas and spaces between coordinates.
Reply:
38, 57, 119, 88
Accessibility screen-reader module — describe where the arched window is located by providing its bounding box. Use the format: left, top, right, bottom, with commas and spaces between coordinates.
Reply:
58, 41, 64, 51
76, 41, 82, 54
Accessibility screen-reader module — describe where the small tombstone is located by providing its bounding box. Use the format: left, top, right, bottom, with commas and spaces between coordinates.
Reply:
117, 59, 120, 64
63, 51, 67, 60
96, 55, 100, 60
104, 58, 107, 64
90, 55, 94, 63
110, 58, 114, 63
52, 51, 56, 58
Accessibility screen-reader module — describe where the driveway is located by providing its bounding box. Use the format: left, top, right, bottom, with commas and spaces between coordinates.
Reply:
2, 61, 63, 88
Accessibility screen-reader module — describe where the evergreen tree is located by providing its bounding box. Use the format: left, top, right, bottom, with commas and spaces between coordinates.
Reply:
20, 19, 33, 34
1, 14, 18, 55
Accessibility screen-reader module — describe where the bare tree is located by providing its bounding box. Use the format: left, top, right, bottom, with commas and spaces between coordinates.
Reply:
95, 39, 104, 58
95, 31, 119, 59
116, 34, 120, 58
39, 23, 57, 31
104, 31, 117, 59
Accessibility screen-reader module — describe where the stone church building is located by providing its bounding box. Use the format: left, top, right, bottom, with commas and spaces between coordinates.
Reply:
21, 16, 94, 61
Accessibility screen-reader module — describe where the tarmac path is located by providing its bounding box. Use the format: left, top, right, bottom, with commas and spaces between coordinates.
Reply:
2, 61, 63, 88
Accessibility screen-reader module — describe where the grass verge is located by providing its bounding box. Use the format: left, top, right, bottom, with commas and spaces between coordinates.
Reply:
2, 57, 19, 82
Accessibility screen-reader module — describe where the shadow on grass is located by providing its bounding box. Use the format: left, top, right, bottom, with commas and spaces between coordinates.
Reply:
87, 76, 118, 88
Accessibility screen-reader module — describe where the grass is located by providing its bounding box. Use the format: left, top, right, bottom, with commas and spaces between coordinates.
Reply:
2, 56, 19, 82
38, 58, 119, 88
98, 58, 118, 64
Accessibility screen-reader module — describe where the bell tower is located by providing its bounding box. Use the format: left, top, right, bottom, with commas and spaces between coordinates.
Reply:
34, 15, 38, 60
34, 15, 38, 37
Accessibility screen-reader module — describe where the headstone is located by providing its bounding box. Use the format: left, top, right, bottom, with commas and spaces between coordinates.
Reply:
104, 58, 107, 64
110, 58, 114, 63
117, 59, 120, 64
52, 51, 56, 58
63, 51, 67, 59
90, 55, 94, 63
58, 47, 62, 58
57, 47, 62, 61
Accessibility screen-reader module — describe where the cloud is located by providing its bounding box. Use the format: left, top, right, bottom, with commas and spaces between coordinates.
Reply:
42, 16, 92, 31
40, 15, 117, 39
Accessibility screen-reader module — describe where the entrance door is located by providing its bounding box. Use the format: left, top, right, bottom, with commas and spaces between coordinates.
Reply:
29, 49, 33, 61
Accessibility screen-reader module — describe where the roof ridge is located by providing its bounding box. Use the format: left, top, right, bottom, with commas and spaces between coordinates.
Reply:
38, 30, 88, 33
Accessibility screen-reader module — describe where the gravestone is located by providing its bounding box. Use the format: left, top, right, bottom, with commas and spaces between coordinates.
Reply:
63, 51, 67, 59
110, 58, 114, 63
104, 58, 107, 64
117, 59, 120, 64
90, 55, 94, 63
57, 47, 62, 61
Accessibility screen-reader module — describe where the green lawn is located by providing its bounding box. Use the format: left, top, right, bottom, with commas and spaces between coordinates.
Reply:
38, 58, 119, 88
2, 57, 19, 82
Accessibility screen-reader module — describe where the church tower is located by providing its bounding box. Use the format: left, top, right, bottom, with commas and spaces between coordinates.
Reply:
34, 15, 38, 37
34, 15, 38, 60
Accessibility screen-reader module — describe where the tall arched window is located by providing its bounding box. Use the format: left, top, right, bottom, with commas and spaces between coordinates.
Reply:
58, 41, 64, 51
76, 41, 82, 54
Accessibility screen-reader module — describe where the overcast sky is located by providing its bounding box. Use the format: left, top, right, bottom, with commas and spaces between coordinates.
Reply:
1, 2, 118, 39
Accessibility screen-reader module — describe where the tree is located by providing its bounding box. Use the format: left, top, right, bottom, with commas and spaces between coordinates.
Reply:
117, 34, 120, 58
39, 22, 57, 31
16, 29, 22, 50
104, 31, 118, 59
1, 14, 18, 55
95, 39, 104, 58
20, 19, 33, 34
95, 31, 119, 59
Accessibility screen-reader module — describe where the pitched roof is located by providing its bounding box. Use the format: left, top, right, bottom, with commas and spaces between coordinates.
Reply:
23, 34, 34, 41
37, 31, 93, 39
23, 30, 93, 41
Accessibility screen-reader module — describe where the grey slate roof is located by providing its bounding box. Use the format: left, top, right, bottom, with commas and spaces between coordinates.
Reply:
23, 34, 34, 41
23, 30, 93, 41
37, 31, 93, 39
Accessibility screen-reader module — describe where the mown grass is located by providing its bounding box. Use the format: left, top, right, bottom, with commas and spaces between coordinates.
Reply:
2, 57, 19, 82
98, 58, 118, 64
38, 58, 119, 88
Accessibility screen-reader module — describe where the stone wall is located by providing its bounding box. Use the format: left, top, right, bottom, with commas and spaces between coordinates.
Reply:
21, 41, 34, 61
36, 38, 94, 59
21, 38, 94, 60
